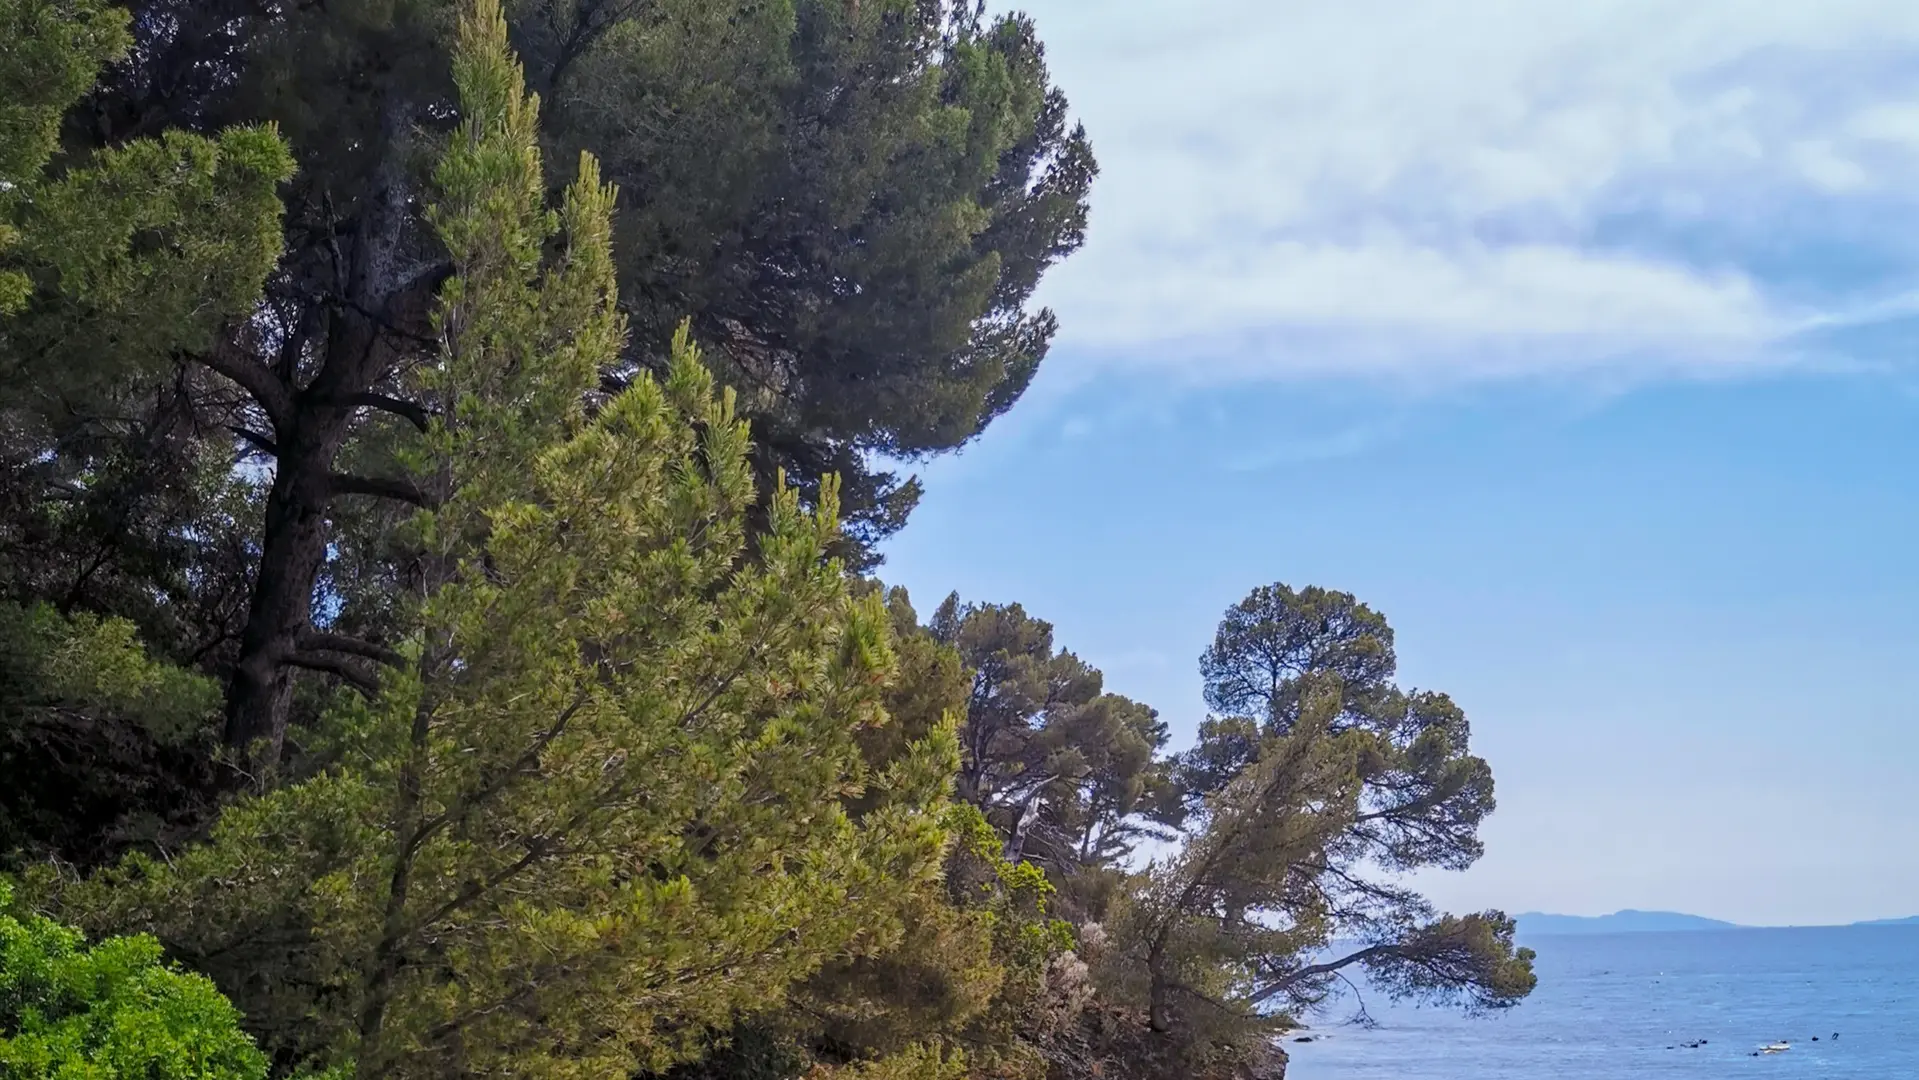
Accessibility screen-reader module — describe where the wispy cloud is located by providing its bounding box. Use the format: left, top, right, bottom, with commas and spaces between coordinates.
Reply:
1221, 416, 1408, 472
1016, 0, 1919, 383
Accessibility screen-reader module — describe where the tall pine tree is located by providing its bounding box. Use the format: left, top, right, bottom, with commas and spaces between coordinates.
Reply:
34, 8, 960, 1075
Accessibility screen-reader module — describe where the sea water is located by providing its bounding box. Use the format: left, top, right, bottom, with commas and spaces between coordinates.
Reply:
1284, 924, 1919, 1078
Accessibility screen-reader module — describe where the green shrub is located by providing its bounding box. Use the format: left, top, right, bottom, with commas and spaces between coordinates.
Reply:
0, 880, 266, 1079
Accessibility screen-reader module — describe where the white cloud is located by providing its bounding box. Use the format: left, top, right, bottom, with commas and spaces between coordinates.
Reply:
1062, 236, 1775, 354
1011, 0, 1919, 382
1849, 101, 1919, 147
1789, 141, 1873, 193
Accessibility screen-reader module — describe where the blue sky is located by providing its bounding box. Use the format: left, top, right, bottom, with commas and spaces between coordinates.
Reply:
881, 0, 1919, 927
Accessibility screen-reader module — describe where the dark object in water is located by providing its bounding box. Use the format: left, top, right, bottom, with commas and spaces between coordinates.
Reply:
1293, 1036, 1315, 1043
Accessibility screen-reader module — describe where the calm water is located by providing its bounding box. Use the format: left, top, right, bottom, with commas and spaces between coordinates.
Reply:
1285, 925, 1919, 1079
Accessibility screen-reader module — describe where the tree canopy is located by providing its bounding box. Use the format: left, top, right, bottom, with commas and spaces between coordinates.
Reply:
14, 0, 1094, 778
930, 594, 1178, 874
30, 11, 963, 1074
0, 3, 1538, 1078
1098, 584, 1532, 1054
534, 0, 1095, 555
1116, 679, 1532, 1042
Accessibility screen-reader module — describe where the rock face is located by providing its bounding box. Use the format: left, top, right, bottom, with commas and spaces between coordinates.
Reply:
1037, 1004, 1285, 1080
1234, 1040, 1288, 1080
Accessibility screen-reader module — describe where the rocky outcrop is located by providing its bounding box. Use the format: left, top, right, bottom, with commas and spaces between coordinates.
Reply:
1233, 1040, 1289, 1080
1035, 1002, 1285, 1080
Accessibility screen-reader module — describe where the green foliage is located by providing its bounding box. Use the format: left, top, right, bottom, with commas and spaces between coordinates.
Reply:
1200, 584, 1398, 722
804, 1042, 971, 1080
0, 879, 267, 1080
0, 8, 1542, 1080
36, 10, 960, 1076
797, 875, 1005, 1068
9, 126, 292, 378
1105, 586, 1537, 1048
412, 0, 621, 509
517, 0, 1098, 554
0, 0, 1091, 780
1180, 583, 1497, 870
0, 0, 131, 313
785, 796, 1081, 1079
858, 587, 972, 774
0, 0, 290, 813
0, 602, 220, 744
931, 595, 1178, 875
0, 603, 223, 869
654, 1023, 808, 1080
1, 0, 291, 387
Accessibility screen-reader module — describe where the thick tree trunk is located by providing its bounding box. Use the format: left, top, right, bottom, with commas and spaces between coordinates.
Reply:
221, 403, 353, 772
219, 95, 420, 776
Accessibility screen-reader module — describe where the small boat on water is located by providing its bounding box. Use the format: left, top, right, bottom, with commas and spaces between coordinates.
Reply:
1760, 1042, 1791, 1054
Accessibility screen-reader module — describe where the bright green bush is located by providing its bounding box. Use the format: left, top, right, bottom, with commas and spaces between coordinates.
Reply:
0, 880, 266, 1079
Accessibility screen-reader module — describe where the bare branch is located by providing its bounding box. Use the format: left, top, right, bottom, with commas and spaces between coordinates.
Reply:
283, 651, 381, 697
327, 472, 431, 507
351, 392, 432, 432
228, 425, 279, 457
197, 347, 294, 429
299, 630, 406, 669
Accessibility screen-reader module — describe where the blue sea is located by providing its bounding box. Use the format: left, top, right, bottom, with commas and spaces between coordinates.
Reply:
1285, 925, 1919, 1078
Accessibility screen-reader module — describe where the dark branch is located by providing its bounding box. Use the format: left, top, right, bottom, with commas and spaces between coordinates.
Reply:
327, 472, 431, 507
1246, 944, 1394, 1007
299, 630, 406, 669
283, 651, 381, 696
197, 347, 294, 429
229, 425, 279, 457
542, 0, 650, 94
350, 392, 432, 433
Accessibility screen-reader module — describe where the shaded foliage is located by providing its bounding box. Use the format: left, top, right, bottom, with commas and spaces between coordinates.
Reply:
14, 0, 1095, 775
528, 0, 1096, 558
0, 6, 1538, 1080
30, 16, 961, 1076
931, 595, 1178, 875
0, 603, 223, 869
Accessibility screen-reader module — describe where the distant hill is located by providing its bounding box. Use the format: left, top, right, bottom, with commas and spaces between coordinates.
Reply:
1515, 910, 1740, 935
1853, 915, 1919, 927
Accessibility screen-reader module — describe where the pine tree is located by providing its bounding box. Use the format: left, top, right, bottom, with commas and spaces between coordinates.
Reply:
11, 0, 1095, 773
1, 0, 291, 864
1107, 590, 1537, 1050
33, 7, 960, 1075
929, 595, 1176, 874
538, 0, 1096, 556
1, 0, 290, 387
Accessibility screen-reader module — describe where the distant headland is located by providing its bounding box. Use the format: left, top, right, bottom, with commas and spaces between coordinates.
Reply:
1516, 910, 1739, 935
1516, 910, 1919, 935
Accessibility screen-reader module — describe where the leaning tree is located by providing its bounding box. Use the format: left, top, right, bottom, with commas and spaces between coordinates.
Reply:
1114, 584, 1535, 1041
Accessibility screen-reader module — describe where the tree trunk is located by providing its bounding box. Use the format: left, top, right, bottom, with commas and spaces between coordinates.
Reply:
1147, 940, 1173, 1033
219, 95, 419, 776
221, 401, 353, 773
